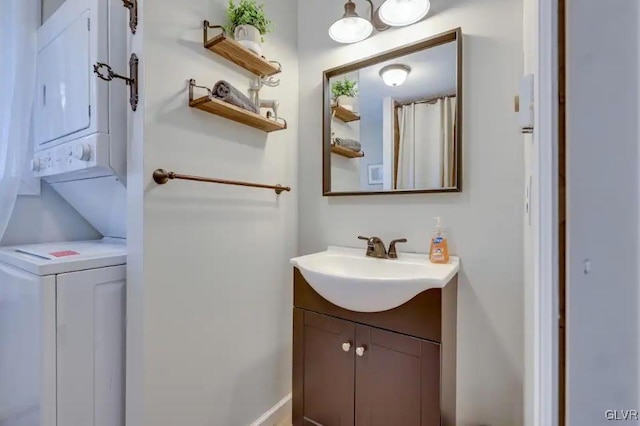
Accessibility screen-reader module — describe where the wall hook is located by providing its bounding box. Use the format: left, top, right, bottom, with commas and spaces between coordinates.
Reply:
122, 0, 138, 34
93, 53, 139, 111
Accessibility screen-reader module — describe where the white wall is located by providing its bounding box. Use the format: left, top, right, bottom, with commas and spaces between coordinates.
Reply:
566, 0, 639, 423
298, 0, 525, 424
127, 0, 299, 424
1, 183, 100, 246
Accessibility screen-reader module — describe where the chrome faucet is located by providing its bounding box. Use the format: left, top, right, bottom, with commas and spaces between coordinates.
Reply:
358, 236, 387, 259
358, 236, 408, 259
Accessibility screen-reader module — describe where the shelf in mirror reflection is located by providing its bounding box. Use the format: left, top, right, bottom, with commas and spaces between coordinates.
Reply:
332, 105, 361, 123
331, 145, 364, 158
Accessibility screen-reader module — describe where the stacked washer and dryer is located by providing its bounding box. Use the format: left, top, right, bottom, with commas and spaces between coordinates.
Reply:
0, 0, 128, 425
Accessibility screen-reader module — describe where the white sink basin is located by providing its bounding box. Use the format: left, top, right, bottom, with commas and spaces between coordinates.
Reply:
291, 246, 459, 313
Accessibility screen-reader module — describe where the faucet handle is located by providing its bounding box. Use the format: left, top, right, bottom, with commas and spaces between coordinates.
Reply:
388, 238, 408, 259
358, 236, 372, 243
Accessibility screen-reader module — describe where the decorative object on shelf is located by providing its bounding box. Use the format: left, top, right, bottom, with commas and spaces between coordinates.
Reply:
260, 99, 280, 121
328, 0, 431, 43
188, 79, 286, 132
224, 0, 273, 56
368, 163, 384, 184
203, 21, 281, 77
334, 138, 361, 152
93, 53, 139, 111
331, 144, 364, 158
152, 169, 291, 195
379, 64, 411, 87
331, 77, 358, 112
248, 75, 280, 108
122, 0, 138, 34
328, 1, 373, 44
212, 80, 258, 113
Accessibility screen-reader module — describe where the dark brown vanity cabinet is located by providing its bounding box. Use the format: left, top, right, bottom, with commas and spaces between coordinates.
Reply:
293, 269, 457, 426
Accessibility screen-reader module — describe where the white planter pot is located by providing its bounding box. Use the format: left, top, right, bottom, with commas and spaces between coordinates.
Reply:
337, 95, 355, 111
234, 24, 262, 56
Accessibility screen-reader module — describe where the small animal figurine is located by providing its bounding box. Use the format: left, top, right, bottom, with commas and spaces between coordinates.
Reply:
248, 76, 280, 109
260, 99, 280, 120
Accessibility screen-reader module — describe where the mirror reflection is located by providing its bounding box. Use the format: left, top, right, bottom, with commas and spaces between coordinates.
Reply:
324, 30, 461, 195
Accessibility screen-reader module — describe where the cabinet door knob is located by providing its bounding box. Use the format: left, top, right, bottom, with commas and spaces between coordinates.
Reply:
342, 342, 351, 352
356, 346, 366, 357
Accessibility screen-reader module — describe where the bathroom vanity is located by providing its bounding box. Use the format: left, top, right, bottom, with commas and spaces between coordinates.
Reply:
291, 247, 458, 426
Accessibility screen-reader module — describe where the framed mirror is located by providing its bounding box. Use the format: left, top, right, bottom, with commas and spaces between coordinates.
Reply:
323, 28, 462, 196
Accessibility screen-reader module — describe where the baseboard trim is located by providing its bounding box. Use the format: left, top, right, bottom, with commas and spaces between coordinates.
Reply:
249, 393, 292, 426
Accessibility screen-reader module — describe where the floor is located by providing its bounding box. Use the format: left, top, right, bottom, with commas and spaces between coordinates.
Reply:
274, 413, 292, 426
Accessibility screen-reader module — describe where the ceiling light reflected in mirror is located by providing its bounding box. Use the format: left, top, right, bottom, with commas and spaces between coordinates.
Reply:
379, 64, 412, 87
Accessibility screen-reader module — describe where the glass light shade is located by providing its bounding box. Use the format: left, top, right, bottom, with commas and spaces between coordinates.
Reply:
329, 16, 373, 44
378, 0, 431, 27
379, 65, 411, 87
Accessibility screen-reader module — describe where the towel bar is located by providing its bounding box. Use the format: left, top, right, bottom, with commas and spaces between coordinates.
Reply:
152, 169, 291, 195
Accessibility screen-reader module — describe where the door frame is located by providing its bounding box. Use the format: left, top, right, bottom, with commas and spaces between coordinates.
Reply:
532, 0, 561, 425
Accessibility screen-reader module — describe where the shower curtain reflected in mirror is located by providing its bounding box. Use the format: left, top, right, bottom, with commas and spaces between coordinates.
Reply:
395, 96, 457, 190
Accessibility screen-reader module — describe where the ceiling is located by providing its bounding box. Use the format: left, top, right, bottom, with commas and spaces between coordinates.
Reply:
358, 40, 458, 102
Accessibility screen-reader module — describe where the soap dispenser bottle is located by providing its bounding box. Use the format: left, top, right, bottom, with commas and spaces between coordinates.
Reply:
429, 217, 450, 264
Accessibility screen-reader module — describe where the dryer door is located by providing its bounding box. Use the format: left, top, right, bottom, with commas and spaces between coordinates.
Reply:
34, 10, 91, 149
0, 264, 55, 426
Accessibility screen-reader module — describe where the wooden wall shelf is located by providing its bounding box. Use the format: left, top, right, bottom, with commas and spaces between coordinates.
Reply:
190, 96, 286, 133
188, 79, 287, 133
331, 145, 364, 158
204, 32, 281, 77
332, 105, 360, 123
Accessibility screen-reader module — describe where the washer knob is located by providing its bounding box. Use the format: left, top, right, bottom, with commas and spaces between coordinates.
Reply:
74, 144, 91, 161
31, 158, 41, 172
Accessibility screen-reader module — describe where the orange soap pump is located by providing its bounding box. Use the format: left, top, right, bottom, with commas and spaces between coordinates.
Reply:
429, 217, 450, 264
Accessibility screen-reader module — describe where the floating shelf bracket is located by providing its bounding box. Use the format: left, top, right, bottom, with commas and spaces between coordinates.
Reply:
203, 21, 225, 47
94, 53, 139, 111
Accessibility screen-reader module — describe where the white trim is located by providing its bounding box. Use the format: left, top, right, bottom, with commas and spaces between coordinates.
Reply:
249, 393, 292, 426
533, 0, 559, 425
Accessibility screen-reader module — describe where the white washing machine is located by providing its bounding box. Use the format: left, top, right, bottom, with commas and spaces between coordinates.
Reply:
0, 240, 126, 426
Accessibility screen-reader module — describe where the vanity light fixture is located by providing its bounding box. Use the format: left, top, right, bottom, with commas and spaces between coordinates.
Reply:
378, 0, 431, 27
328, 0, 374, 44
379, 64, 411, 87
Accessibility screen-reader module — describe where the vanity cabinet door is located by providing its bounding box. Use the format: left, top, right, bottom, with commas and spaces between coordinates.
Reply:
294, 309, 356, 426
354, 325, 441, 426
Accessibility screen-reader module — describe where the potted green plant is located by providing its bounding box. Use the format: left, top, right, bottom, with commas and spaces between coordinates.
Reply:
224, 0, 273, 56
331, 77, 359, 111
